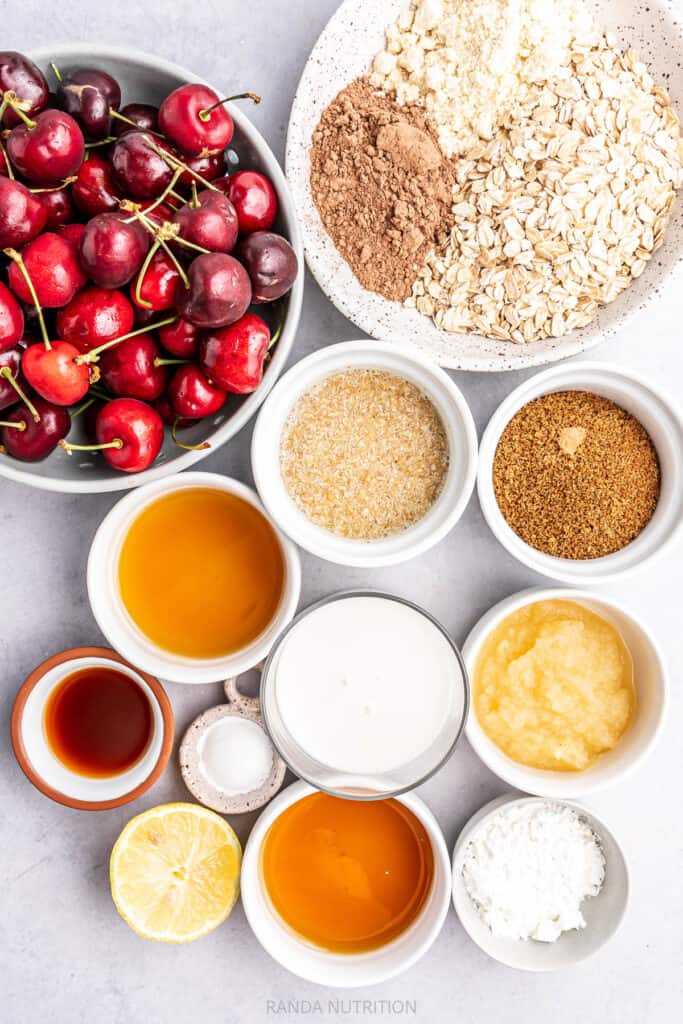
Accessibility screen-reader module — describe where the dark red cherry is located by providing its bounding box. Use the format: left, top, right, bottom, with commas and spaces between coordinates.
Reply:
0, 52, 49, 128
175, 252, 251, 328
173, 190, 239, 254
7, 109, 85, 185
8, 232, 86, 308
0, 347, 25, 411
21, 340, 90, 406
94, 397, 163, 472
238, 231, 298, 303
1, 395, 71, 461
112, 102, 159, 137
38, 185, 76, 228
178, 150, 226, 189
199, 312, 270, 394
110, 130, 174, 199
56, 287, 135, 354
56, 67, 121, 140
222, 170, 278, 233
72, 156, 122, 216
58, 222, 85, 248
158, 84, 234, 156
99, 333, 167, 401
0, 282, 24, 353
79, 213, 149, 288
154, 394, 195, 431
158, 317, 200, 358
168, 363, 226, 419
130, 249, 182, 311
139, 199, 178, 227
0, 176, 48, 248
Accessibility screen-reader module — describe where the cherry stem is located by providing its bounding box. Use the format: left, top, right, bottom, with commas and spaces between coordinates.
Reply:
59, 438, 123, 455
190, 181, 200, 209
0, 91, 36, 129
198, 92, 261, 122
85, 137, 116, 149
172, 417, 210, 451
134, 238, 161, 309
154, 357, 188, 367
167, 190, 184, 205
2, 249, 50, 350
132, 210, 190, 288
121, 167, 183, 225
147, 139, 218, 192
0, 367, 41, 422
0, 417, 26, 432
75, 315, 178, 364
0, 139, 14, 180
109, 109, 163, 138
29, 175, 77, 194
70, 396, 96, 418
50, 62, 63, 83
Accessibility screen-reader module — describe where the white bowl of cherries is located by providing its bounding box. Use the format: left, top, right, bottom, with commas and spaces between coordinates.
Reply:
0, 44, 303, 493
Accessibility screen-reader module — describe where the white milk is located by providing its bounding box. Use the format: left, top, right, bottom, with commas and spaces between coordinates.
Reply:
273, 596, 460, 774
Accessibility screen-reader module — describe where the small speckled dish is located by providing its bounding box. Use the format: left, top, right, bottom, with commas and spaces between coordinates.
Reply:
179, 675, 286, 814
286, 0, 683, 370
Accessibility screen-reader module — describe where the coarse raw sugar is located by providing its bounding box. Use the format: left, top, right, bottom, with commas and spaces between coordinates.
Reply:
279, 369, 449, 541
492, 390, 661, 560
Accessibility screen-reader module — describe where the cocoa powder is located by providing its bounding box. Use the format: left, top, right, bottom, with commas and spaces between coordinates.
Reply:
310, 78, 455, 303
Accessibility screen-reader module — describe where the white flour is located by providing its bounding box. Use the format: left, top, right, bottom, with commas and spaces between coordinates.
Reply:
462, 801, 606, 942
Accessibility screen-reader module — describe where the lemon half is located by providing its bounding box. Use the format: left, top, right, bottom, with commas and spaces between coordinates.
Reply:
110, 802, 242, 943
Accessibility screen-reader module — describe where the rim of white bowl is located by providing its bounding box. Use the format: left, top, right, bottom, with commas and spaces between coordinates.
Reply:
251, 340, 478, 567
87, 471, 302, 684
240, 780, 452, 987
451, 794, 630, 971
477, 361, 683, 583
0, 45, 303, 495
462, 586, 670, 798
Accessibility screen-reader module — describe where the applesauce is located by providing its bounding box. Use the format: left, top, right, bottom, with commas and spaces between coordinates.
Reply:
474, 599, 635, 772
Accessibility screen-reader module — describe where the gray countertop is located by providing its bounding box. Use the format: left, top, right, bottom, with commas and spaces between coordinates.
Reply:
1, 2, 681, 1022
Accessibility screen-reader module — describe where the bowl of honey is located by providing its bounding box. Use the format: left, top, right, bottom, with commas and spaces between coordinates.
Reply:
240, 781, 452, 987
87, 473, 302, 685
11, 647, 173, 810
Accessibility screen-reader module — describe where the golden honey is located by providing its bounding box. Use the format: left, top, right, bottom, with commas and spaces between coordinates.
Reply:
118, 488, 285, 659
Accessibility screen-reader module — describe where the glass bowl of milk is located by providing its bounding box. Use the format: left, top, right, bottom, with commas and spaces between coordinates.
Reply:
260, 591, 469, 798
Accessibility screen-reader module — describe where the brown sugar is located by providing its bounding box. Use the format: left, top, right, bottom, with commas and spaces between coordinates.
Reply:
309, 78, 455, 302
492, 391, 661, 560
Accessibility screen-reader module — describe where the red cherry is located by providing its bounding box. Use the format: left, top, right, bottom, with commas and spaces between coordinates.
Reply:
58, 222, 86, 248
154, 394, 195, 430
175, 252, 251, 328
158, 84, 234, 156
94, 397, 164, 472
0, 51, 49, 129
199, 313, 270, 395
158, 317, 200, 358
56, 287, 135, 354
0, 176, 48, 248
168, 363, 226, 419
173, 190, 239, 254
99, 333, 167, 401
72, 156, 122, 217
8, 232, 86, 308
21, 340, 90, 406
110, 130, 174, 199
112, 102, 159, 138
55, 67, 121, 141
79, 212, 149, 289
0, 347, 25, 411
130, 249, 182, 311
178, 150, 226, 189
221, 170, 278, 233
0, 282, 24, 353
38, 186, 76, 229
7, 109, 85, 185
140, 199, 178, 226
1, 395, 70, 461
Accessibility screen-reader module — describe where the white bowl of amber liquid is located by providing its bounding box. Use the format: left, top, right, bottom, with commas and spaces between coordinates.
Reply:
462, 588, 669, 798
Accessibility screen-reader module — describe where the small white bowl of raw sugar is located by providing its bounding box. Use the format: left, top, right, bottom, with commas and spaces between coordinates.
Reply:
251, 340, 478, 568
452, 794, 630, 971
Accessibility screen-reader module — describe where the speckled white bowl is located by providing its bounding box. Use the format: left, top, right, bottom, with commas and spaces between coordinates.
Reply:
286, 0, 683, 371
452, 794, 630, 971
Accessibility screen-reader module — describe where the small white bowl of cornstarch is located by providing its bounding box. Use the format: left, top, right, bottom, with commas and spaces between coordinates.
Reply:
251, 340, 478, 567
452, 794, 630, 971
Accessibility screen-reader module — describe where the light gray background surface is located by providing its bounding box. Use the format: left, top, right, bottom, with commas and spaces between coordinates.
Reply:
1, 2, 681, 1022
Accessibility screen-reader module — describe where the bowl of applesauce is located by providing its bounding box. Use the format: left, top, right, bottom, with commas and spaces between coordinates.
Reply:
462, 587, 669, 798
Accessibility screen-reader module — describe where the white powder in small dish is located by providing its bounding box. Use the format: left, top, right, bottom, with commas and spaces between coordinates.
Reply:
462, 801, 606, 942
198, 717, 273, 797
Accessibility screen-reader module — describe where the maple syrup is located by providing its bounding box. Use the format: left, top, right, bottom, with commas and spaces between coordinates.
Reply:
44, 666, 153, 778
